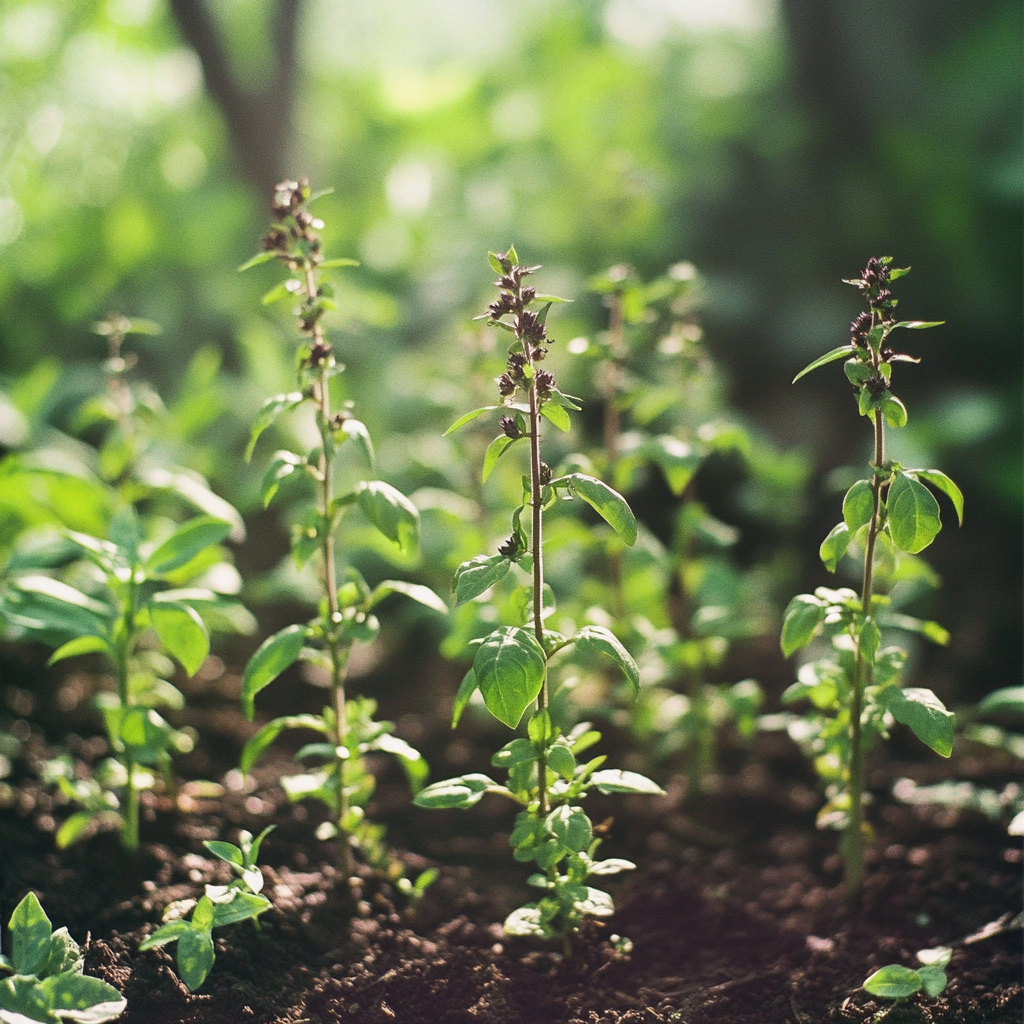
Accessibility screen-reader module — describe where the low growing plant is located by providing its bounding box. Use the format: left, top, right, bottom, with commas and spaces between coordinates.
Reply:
781, 258, 962, 900
0, 892, 126, 1023
415, 248, 663, 950
862, 946, 952, 1019
140, 826, 275, 992
238, 179, 446, 876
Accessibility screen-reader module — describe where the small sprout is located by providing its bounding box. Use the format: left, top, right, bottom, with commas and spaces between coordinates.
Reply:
863, 946, 952, 1015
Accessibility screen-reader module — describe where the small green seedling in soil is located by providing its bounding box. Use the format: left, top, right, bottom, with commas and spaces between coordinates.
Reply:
6, 505, 240, 851
239, 179, 445, 876
862, 946, 952, 1020
140, 827, 275, 992
0, 891, 126, 1023
415, 248, 664, 951
782, 258, 961, 902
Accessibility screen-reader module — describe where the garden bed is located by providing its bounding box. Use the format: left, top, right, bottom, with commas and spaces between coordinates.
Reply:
1, 661, 1019, 1024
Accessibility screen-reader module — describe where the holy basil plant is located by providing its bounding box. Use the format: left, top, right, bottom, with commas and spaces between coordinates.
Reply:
0, 892, 126, 1023
238, 180, 445, 876
414, 248, 663, 950
782, 258, 961, 902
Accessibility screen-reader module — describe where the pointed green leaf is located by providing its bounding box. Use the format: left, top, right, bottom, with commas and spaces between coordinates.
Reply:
240, 713, 327, 775
7, 576, 112, 641
370, 733, 429, 793
48, 635, 112, 666
781, 594, 827, 657
482, 434, 522, 483
487, 251, 506, 274
148, 601, 209, 676
209, 892, 270, 929
146, 517, 232, 575
540, 403, 571, 432
176, 925, 215, 991
443, 406, 499, 436
451, 554, 513, 605
204, 841, 243, 867
260, 450, 304, 507
10, 892, 52, 976
241, 625, 307, 719
863, 964, 922, 999
561, 474, 637, 545
546, 805, 592, 853
882, 687, 955, 757
39, 972, 126, 1022
451, 667, 479, 728
42, 927, 82, 977
590, 769, 665, 795
819, 522, 851, 573
237, 250, 278, 272
793, 345, 854, 383
881, 395, 908, 428
843, 479, 875, 532
245, 392, 304, 461
918, 965, 948, 998
356, 481, 420, 553
546, 389, 582, 411
882, 612, 950, 646
887, 473, 941, 553
646, 436, 701, 496
473, 626, 547, 729
261, 280, 300, 306
339, 418, 375, 470
570, 625, 640, 696
413, 773, 498, 809
367, 580, 448, 614
892, 320, 944, 330
908, 470, 963, 526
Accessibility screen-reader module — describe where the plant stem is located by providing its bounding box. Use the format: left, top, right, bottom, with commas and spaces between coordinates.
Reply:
117, 583, 139, 852
601, 289, 626, 620
527, 357, 550, 818
847, 403, 885, 904
307, 263, 352, 877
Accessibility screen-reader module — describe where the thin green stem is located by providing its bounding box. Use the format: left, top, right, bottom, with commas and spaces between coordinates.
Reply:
117, 581, 139, 852
306, 263, 352, 877
601, 290, 626, 621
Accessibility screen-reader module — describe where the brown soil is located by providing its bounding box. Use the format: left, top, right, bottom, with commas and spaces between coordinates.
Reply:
1, 670, 1020, 1024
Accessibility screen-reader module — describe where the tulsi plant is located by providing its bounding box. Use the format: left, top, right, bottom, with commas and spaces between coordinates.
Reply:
239, 180, 445, 876
781, 258, 961, 901
140, 826, 275, 991
415, 248, 664, 950
0, 892, 126, 1023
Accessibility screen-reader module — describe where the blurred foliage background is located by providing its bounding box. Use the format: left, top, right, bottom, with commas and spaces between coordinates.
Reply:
0, 0, 1020, 708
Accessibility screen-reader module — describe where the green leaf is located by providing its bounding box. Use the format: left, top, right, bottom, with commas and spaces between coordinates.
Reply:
0, 974, 52, 1022
569, 625, 640, 696
367, 580, 447, 615
843, 480, 875, 532
860, 617, 881, 664
977, 686, 1024, 718
646, 435, 701, 496
146, 517, 232, 575
356, 481, 420, 554
473, 626, 547, 729
482, 434, 522, 483
6, 576, 112, 642
908, 470, 963, 526
881, 395, 908, 428
42, 927, 82, 977
237, 250, 278, 272
590, 769, 665, 795
559, 473, 637, 545
149, 601, 209, 676
863, 964, 922, 1000
260, 451, 304, 507
892, 320, 944, 330
39, 972, 126, 1022
443, 406, 499, 436
546, 805, 592, 853
546, 389, 582, 411
451, 554, 512, 605
882, 687, 955, 757
339, 418, 375, 470
261, 280, 300, 306
209, 892, 270, 929
532, 294, 571, 304
241, 625, 307, 719
139, 920, 191, 950
56, 811, 111, 850
10, 892, 52, 976
48, 635, 112, 666
819, 522, 851, 573
413, 773, 497, 809
793, 345, 854, 383
881, 612, 950, 646
245, 392, 304, 461
176, 926, 215, 991
487, 251, 506, 274
203, 841, 243, 867
540, 403, 571, 432
781, 594, 826, 657
451, 667, 479, 728
318, 257, 360, 269
887, 473, 941, 554
240, 713, 326, 776
918, 966, 948, 998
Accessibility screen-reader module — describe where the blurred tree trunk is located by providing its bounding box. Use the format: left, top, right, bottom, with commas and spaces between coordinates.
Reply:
169, 0, 299, 200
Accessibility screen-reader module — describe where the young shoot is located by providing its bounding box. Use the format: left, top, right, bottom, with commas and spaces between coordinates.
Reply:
862, 946, 952, 1020
782, 258, 962, 902
415, 248, 663, 950
0, 892, 126, 1023
239, 179, 446, 877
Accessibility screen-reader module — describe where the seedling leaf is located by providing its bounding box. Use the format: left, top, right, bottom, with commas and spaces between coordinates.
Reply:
413, 773, 497, 809
569, 625, 640, 696
149, 601, 209, 676
882, 687, 955, 757
863, 964, 922, 999
241, 625, 307, 719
